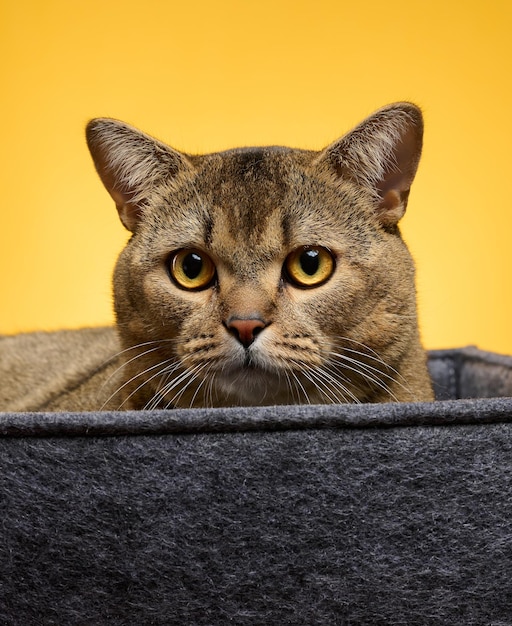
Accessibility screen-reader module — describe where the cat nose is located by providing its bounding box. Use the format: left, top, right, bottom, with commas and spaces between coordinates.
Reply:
225, 316, 267, 348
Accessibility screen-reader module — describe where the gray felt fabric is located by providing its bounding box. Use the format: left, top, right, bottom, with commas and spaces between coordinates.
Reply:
1, 347, 512, 624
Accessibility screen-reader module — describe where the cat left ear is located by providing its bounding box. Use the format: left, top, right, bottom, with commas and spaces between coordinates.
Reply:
86, 118, 193, 232
316, 103, 423, 227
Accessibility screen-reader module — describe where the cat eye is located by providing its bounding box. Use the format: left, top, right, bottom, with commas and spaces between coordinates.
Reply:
284, 246, 335, 288
168, 249, 216, 290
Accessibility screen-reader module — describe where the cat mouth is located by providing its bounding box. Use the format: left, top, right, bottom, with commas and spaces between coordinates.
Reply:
223, 357, 270, 377
216, 354, 277, 385
242, 352, 259, 369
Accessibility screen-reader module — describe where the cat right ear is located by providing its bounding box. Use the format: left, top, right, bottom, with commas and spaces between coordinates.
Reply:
86, 119, 193, 232
315, 103, 423, 228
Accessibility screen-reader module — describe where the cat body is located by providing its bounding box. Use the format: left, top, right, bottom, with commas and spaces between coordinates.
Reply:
0, 103, 433, 411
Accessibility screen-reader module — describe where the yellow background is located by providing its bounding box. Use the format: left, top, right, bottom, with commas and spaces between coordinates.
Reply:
1, 0, 511, 353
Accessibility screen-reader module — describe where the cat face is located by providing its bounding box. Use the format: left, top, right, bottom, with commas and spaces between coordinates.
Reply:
87, 103, 432, 408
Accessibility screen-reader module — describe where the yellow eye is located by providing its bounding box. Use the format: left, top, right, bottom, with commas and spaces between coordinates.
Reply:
284, 246, 335, 288
168, 249, 216, 290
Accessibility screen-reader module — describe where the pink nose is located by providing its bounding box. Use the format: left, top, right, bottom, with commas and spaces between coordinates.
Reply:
226, 317, 266, 348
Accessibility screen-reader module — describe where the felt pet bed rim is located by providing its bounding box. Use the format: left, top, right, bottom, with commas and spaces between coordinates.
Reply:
0, 396, 511, 438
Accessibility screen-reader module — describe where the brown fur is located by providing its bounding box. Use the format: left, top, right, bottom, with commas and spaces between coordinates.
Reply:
0, 103, 433, 411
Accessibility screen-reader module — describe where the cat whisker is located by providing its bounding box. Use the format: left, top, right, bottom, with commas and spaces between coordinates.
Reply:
112, 354, 185, 411
328, 353, 401, 402
276, 367, 299, 405
300, 363, 354, 404
318, 335, 414, 400
188, 362, 217, 408
160, 362, 211, 409
96, 337, 185, 404
145, 362, 197, 410
95, 341, 170, 408
204, 366, 218, 408
333, 340, 408, 384
330, 350, 398, 383
100, 335, 200, 410
100, 355, 172, 410
284, 354, 356, 405
148, 352, 209, 407
286, 362, 312, 405
312, 365, 362, 404
297, 367, 334, 404
329, 336, 385, 362
100, 343, 162, 386
190, 381, 210, 408
292, 372, 311, 404
103, 337, 179, 371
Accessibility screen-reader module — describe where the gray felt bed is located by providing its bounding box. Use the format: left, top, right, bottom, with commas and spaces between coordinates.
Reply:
1, 346, 512, 624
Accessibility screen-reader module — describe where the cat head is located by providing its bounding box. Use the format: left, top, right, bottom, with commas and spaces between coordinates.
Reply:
86, 103, 429, 408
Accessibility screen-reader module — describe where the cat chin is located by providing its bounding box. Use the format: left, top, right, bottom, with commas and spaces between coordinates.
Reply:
213, 364, 291, 406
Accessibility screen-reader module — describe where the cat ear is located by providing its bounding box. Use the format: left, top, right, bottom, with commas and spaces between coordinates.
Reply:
86, 118, 193, 232
316, 103, 423, 227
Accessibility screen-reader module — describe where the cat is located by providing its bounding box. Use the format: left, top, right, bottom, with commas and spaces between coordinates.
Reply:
0, 102, 433, 411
